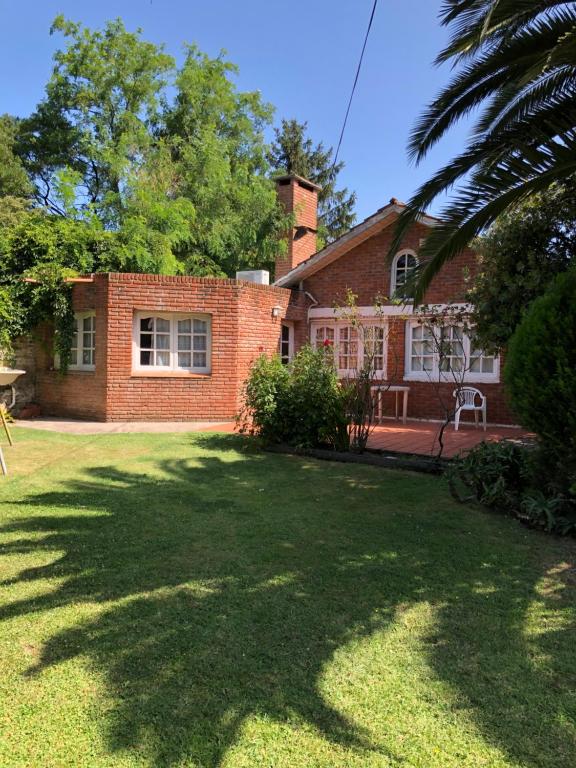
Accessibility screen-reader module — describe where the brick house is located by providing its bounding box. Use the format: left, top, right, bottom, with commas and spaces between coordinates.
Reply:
27, 173, 513, 424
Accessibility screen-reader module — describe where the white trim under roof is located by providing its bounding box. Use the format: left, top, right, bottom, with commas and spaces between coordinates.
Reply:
308, 302, 472, 320
274, 202, 439, 288
309, 305, 414, 319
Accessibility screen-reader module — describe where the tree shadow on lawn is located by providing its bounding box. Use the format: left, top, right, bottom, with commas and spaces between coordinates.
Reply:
0, 439, 575, 767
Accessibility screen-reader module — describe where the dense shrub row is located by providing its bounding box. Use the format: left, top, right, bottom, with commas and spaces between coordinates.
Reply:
447, 441, 576, 536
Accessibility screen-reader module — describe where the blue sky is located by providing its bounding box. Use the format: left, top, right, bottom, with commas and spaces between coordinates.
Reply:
0, 0, 469, 221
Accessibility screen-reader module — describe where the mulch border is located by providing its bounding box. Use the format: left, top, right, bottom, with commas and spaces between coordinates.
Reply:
263, 443, 450, 474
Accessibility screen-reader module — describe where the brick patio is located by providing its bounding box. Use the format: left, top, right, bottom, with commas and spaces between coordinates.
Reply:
367, 419, 533, 458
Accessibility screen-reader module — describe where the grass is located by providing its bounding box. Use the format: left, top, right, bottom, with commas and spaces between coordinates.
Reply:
0, 427, 575, 768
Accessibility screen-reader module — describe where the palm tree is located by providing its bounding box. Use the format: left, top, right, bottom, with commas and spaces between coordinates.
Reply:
392, 0, 576, 301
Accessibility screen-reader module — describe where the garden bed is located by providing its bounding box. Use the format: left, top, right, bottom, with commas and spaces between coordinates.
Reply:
264, 443, 450, 474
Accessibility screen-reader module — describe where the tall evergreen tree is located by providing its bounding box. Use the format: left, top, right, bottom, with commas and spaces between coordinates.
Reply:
269, 119, 356, 244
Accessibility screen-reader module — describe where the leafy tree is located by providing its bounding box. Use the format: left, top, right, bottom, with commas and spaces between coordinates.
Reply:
391, 1, 576, 301
0, 115, 32, 199
269, 119, 356, 244
165, 46, 288, 275
14, 17, 288, 277
19, 15, 174, 220
468, 180, 576, 350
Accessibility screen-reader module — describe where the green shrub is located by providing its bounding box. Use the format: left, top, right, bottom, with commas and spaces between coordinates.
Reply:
447, 441, 531, 512
447, 441, 576, 536
238, 346, 349, 450
237, 354, 291, 445
505, 268, 576, 481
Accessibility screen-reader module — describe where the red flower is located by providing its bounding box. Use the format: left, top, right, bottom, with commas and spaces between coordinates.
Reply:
323, 338, 333, 347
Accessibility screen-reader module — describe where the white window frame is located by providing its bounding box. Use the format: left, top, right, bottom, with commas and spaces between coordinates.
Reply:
391, 249, 419, 298
311, 320, 387, 378
132, 312, 211, 375
68, 311, 96, 371
404, 320, 499, 383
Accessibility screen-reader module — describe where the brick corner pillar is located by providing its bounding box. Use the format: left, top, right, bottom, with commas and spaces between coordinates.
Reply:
274, 174, 321, 281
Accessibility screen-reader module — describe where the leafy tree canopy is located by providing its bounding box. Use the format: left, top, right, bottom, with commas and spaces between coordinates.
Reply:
468, 180, 576, 351
269, 119, 356, 245
14, 15, 290, 278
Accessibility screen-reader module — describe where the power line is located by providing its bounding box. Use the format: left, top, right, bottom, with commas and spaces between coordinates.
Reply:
332, 0, 379, 171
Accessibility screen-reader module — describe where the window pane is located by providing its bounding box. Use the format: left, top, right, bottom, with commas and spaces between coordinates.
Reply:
193, 352, 207, 368
423, 357, 433, 371
156, 351, 170, 366
482, 358, 494, 373
193, 335, 207, 351
82, 350, 92, 366
140, 333, 153, 349
412, 357, 422, 372
156, 318, 170, 333
83, 316, 94, 332
193, 319, 207, 333
178, 352, 191, 368
178, 319, 191, 334
140, 350, 152, 365
70, 349, 78, 365
140, 317, 153, 332
470, 357, 481, 372
83, 332, 92, 349
156, 334, 170, 350
178, 335, 191, 351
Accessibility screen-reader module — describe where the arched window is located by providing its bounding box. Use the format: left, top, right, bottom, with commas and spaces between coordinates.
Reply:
391, 251, 419, 298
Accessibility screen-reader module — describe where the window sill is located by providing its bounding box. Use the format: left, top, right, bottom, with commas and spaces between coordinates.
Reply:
130, 370, 211, 379
50, 368, 96, 374
403, 373, 499, 384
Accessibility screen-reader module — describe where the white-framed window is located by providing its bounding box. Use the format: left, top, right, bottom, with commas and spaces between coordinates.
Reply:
312, 321, 387, 377
280, 322, 294, 365
338, 326, 358, 371
69, 312, 96, 370
363, 325, 385, 371
391, 250, 419, 298
405, 321, 498, 382
133, 312, 211, 374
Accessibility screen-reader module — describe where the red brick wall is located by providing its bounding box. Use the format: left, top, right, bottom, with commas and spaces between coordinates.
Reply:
275, 177, 319, 281
292, 218, 515, 425
381, 317, 516, 425
303, 217, 475, 306
35, 273, 300, 422
35, 279, 108, 420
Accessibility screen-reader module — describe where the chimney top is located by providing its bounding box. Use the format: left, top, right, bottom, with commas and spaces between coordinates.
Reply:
274, 173, 322, 193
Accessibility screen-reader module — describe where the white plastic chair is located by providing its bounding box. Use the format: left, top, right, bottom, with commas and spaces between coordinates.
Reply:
453, 387, 487, 431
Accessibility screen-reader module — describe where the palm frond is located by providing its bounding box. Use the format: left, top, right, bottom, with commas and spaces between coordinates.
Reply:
392, 0, 576, 303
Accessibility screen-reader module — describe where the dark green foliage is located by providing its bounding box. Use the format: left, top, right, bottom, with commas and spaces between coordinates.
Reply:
505, 268, 576, 479
447, 441, 531, 513
239, 346, 349, 450
0, 115, 32, 199
469, 181, 576, 350
269, 119, 356, 244
448, 441, 576, 536
390, 1, 576, 301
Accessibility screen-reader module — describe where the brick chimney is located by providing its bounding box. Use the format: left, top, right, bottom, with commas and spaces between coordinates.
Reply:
275, 174, 321, 281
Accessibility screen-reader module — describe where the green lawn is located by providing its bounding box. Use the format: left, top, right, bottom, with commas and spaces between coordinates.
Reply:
0, 428, 575, 768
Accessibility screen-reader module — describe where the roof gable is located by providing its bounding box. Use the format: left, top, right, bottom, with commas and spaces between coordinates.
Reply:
274, 201, 438, 288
